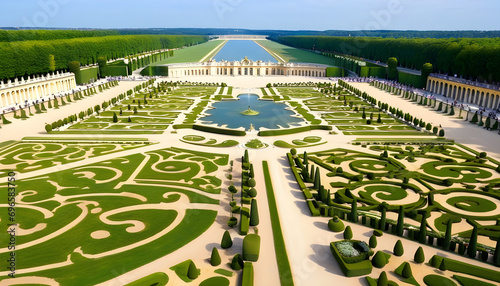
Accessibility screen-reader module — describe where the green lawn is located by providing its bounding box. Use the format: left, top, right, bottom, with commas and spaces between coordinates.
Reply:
0, 147, 228, 285
262, 161, 295, 286
256, 40, 335, 65
151, 40, 225, 65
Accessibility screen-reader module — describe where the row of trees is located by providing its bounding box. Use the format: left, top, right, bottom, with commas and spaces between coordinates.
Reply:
0, 35, 208, 80
0, 29, 119, 42
274, 36, 500, 83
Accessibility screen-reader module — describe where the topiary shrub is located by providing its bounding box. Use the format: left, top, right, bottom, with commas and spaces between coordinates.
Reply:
373, 229, 383, 237
221, 230, 233, 249
328, 216, 345, 232
371, 251, 389, 268
377, 271, 388, 286
242, 234, 261, 262
249, 199, 259, 226
393, 240, 404, 256
402, 262, 413, 278
247, 188, 257, 197
227, 216, 238, 227
414, 246, 425, 263
344, 226, 353, 240
187, 260, 199, 280
231, 254, 244, 271
210, 247, 221, 266
369, 235, 377, 248
45, 124, 52, 133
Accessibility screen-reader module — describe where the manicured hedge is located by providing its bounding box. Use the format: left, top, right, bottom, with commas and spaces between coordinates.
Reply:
124, 272, 169, 286
141, 65, 169, 76
326, 67, 346, 77
240, 207, 250, 235
242, 234, 261, 262
330, 241, 373, 277
307, 200, 321, 216
453, 275, 496, 286
423, 275, 457, 286
78, 67, 99, 84
429, 255, 500, 283
173, 124, 246, 136
105, 65, 128, 77
242, 262, 254, 286
258, 125, 332, 136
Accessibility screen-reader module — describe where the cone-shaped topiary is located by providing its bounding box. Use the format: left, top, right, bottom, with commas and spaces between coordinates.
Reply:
429, 255, 438, 267
402, 262, 412, 278
187, 260, 199, 280
249, 199, 259, 226
343, 226, 353, 240
414, 246, 425, 263
443, 220, 452, 250
377, 271, 388, 286
210, 247, 221, 266
394, 240, 404, 256
372, 251, 388, 268
350, 199, 358, 223
221, 230, 233, 249
467, 225, 478, 258
112, 112, 118, 123
369, 235, 378, 248
231, 254, 244, 270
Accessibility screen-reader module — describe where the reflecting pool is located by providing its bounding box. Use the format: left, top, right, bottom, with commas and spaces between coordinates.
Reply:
213, 40, 277, 62
200, 94, 304, 130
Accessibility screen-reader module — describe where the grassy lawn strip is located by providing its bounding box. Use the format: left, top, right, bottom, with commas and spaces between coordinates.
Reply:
255, 40, 335, 65
352, 138, 454, 144
430, 255, 500, 283
21, 137, 149, 142
262, 161, 295, 286
261, 88, 269, 96
151, 40, 225, 65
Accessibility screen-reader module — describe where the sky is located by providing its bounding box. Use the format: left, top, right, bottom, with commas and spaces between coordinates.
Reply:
0, 0, 498, 31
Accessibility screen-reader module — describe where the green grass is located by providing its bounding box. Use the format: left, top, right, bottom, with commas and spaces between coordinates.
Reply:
21, 137, 149, 142
429, 256, 500, 283
423, 275, 457, 286
124, 272, 169, 286
0, 147, 227, 285
453, 275, 496, 286
199, 277, 230, 286
214, 269, 234, 277
0, 142, 146, 176
151, 40, 225, 65
262, 161, 295, 286
255, 40, 335, 65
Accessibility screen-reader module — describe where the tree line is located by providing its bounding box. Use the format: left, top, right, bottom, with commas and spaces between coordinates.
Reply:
273, 36, 500, 83
0, 35, 208, 80
0, 29, 120, 42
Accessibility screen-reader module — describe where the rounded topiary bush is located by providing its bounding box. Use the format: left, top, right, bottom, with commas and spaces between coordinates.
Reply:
372, 251, 388, 268
247, 188, 257, 197
343, 226, 353, 240
369, 235, 378, 248
373, 229, 383, 237
227, 216, 238, 227
328, 216, 345, 232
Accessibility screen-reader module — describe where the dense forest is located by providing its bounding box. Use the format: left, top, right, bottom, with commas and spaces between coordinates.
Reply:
0, 29, 120, 42
0, 34, 207, 80
273, 36, 500, 83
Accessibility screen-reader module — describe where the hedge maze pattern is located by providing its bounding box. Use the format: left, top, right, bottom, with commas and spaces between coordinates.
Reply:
292, 144, 500, 245
0, 147, 228, 285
